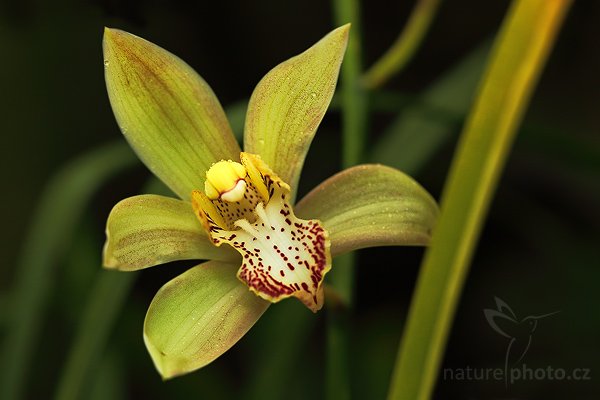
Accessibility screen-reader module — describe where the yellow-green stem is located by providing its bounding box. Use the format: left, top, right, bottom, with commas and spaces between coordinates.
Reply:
334, 0, 367, 170
387, 1, 572, 399
328, 0, 367, 399
362, 0, 443, 89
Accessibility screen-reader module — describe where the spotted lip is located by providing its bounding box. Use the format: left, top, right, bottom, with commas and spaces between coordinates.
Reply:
191, 152, 332, 312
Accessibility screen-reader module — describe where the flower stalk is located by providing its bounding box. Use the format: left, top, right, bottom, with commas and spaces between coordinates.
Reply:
329, 0, 367, 398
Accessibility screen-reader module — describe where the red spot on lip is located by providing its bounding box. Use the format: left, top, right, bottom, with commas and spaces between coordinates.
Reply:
203, 178, 330, 312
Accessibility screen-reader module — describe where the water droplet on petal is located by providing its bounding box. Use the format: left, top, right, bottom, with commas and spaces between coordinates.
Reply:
103, 59, 109, 66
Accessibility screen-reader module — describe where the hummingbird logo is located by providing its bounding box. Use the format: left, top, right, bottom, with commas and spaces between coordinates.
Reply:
484, 297, 558, 386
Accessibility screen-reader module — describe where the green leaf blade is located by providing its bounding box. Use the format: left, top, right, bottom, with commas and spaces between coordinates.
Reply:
0, 142, 137, 400
387, 1, 573, 399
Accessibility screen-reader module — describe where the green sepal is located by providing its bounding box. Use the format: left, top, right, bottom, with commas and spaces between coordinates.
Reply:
244, 25, 349, 199
103, 28, 241, 200
296, 165, 439, 256
103, 195, 238, 271
144, 261, 269, 379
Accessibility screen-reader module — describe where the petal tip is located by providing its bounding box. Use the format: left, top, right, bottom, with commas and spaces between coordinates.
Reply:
101, 255, 117, 270
143, 314, 191, 380
102, 27, 127, 51
102, 30, 240, 199
101, 233, 118, 269
337, 23, 351, 35
102, 27, 133, 42
243, 25, 350, 189
329, 23, 351, 46
142, 262, 269, 379
101, 251, 125, 271
143, 331, 172, 379
102, 253, 122, 270
102, 218, 126, 270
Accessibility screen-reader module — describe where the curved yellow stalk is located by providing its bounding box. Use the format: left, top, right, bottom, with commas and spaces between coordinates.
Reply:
362, 0, 443, 89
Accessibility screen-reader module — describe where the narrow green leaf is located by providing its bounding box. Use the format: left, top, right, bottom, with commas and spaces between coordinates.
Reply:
103, 194, 238, 271
0, 142, 137, 400
296, 165, 438, 257
0, 293, 7, 329
88, 352, 126, 400
103, 28, 241, 200
387, 1, 573, 399
55, 270, 135, 400
244, 25, 349, 197
144, 261, 269, 379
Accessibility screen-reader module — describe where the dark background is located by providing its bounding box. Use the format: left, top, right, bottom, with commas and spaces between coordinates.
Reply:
1, 0, 599, 399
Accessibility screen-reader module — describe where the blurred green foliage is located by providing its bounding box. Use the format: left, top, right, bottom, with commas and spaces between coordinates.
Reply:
1, 0, 598, 399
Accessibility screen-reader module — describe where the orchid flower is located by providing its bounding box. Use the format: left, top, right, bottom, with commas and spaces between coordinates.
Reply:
102, 25, 439, 379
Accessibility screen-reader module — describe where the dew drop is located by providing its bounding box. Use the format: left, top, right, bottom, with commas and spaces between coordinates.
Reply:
103, 59, 110, 66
